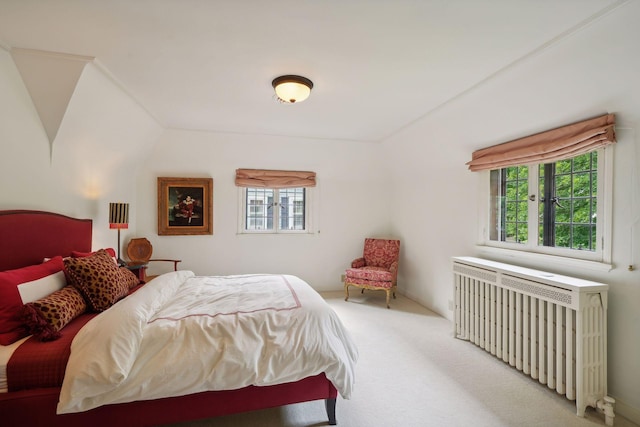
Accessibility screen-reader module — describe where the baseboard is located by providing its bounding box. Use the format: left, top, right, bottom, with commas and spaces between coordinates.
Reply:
400, 289, 450, 320
614, 397, 640, 426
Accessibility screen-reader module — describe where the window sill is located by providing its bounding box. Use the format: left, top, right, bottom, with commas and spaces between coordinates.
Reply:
475, 245, 613, 272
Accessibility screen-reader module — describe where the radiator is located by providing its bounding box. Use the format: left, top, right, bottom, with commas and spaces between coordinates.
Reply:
452, 256, 615, 425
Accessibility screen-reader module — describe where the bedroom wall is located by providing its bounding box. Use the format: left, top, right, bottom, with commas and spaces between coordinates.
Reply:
0, 47, 163, 248
133, 128, 391, 291
382, 2, 640, 422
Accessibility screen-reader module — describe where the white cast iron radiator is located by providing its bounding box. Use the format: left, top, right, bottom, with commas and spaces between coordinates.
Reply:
452, 256, 615, 425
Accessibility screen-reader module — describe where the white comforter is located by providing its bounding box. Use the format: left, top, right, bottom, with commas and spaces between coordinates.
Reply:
57, 271, 358, 414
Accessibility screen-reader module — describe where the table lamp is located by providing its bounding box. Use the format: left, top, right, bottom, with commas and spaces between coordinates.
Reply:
109, 202, 129, 266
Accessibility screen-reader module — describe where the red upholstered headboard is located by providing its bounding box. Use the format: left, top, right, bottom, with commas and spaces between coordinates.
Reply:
0, 210, 92, 271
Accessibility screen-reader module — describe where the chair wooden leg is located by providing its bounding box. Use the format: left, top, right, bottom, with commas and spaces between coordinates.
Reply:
344, 283, 350, 302
386, 290, 391, 309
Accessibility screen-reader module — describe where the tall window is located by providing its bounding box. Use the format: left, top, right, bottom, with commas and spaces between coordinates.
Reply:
489, 150, 606, 260
243, 187, 307, 232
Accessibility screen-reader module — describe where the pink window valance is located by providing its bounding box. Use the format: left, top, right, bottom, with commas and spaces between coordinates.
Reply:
467, 113, 616, 172
235, 169, 316, 188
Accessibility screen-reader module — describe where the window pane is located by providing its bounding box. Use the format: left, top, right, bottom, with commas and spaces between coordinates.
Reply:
506, 201, 517, 222
573, 173, 590, 197
518, 166, 528, 180
555, 201, 570, 223
278, 188, 305, 230
555, 174, 571, 198
573, 153, 591, 172
245, 188, 274, 230
556, 159, 572, 174
537, 152, 598, 251
554, 224, 570, 248
572, 198, 590, 223
490, 166, 527, 244
506, 181, 518, 200
516, 201, 528, 222
573, 225, 592, 250
517, 223, 528, 244
505, 222, 517, 242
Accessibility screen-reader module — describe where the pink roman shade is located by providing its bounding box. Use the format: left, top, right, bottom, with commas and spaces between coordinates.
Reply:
467, 113, 616, 172
235, 169, 316, 188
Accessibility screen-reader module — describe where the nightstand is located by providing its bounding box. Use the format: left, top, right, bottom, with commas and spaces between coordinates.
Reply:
126, 263, 148, 283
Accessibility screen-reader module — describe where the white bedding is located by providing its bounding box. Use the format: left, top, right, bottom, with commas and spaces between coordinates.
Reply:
58, 271, 358, 414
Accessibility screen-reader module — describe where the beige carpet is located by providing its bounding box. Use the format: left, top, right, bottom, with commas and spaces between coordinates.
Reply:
171, 291, 637, 427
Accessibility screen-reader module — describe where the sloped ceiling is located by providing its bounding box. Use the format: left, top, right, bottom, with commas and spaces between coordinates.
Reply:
0, 0, 628, 142
10, 48, 92, 145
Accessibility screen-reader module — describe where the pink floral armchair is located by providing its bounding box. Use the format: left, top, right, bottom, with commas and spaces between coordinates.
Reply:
344, 238, 400, 308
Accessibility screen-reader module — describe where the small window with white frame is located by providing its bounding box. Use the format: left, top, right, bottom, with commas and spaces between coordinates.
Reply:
240, 186, 311, 233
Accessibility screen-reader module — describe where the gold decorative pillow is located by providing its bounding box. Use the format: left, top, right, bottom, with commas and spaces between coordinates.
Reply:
22, 285, 87, 341
64, 249, 129, 312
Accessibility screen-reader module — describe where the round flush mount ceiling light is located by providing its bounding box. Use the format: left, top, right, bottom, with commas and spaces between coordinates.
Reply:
272, 75, 313, 104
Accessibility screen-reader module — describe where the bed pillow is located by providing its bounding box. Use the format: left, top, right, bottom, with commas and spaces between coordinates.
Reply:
71, 248, 118, 264
22, 285, 87, 341
0, 256, 65, 345
119, 267, 140, 289
64, 250, 129, 312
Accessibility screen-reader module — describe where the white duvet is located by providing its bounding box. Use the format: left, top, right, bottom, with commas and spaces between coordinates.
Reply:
57, 271, 358, 414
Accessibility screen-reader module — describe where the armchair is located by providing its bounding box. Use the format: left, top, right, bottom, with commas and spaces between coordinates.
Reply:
344, 238, 400, 308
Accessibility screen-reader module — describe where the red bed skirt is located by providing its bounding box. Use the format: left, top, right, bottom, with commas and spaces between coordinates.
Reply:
0, 373, 337, 427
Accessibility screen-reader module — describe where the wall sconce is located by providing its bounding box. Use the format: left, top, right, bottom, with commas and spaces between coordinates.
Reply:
109, 202, 129, 265
272, 75, 313, 104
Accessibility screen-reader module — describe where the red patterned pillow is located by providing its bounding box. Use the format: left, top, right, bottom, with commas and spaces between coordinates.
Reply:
0, 257, 65, 345
64, 249, 129, 312
22, 285, 87, 341
119, 267, 140, 289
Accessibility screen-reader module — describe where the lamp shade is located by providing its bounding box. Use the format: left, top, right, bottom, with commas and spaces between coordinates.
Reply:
272, 75, 313, 104
109, 202, 129, 229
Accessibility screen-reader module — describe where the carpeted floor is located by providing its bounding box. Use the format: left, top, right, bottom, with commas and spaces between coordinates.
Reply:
171, 291, 637, 427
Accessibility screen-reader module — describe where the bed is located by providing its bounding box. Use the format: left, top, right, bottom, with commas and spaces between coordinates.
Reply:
0, 210, 357, 426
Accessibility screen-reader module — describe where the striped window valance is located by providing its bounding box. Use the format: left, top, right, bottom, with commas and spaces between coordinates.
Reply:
235, 169, 316, 188
467, 113, 616, 172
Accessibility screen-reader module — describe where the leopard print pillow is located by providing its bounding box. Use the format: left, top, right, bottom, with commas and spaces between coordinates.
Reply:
64, 249, 129, 312
23, 285, 87, 341
119, 266, 141, 289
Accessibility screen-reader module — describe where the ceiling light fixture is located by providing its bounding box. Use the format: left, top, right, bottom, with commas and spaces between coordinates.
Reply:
272, 75, 313, 104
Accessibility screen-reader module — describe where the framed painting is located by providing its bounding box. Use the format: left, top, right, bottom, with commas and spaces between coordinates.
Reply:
157, 177, 213, 235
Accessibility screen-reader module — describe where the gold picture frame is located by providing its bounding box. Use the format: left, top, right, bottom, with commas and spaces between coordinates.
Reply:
157, 177, 213, 235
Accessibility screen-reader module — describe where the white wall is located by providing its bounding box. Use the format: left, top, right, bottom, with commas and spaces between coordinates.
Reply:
134, 129, 391, 290
0, 48, 163, 250
383, 2, 640, 422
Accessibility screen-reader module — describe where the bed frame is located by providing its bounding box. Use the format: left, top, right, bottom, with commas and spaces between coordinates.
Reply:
0, 210, 338, 426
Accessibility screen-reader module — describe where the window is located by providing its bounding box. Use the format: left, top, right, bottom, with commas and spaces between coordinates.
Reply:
241, 187, 309, 233
487, 149, 610, 262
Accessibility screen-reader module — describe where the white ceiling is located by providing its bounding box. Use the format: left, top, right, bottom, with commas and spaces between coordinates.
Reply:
0, 0, 624, 142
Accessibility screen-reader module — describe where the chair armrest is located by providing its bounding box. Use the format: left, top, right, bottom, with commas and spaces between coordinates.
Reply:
149, 259, 182, 271
351, 257, 365, 268
389, 261, 398, 279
